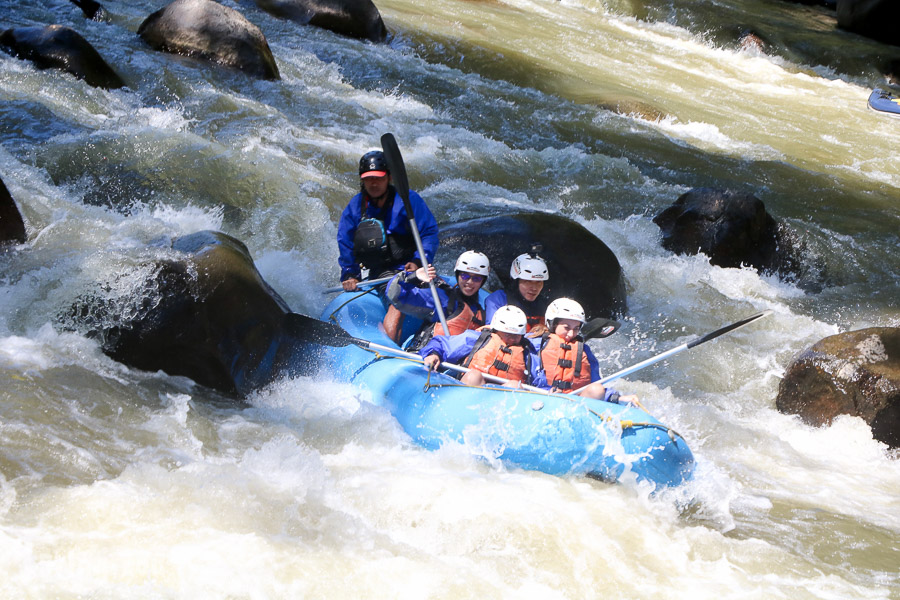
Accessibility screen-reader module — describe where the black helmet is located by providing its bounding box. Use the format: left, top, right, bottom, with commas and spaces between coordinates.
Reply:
359, 150, 389, 178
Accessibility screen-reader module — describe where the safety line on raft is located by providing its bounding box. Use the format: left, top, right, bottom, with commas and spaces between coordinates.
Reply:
327, 287, 380, 323
341, 335, 687, 444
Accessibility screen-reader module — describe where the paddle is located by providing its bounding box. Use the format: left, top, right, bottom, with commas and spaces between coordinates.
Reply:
581, 318, 621, 340
380, 132, 450, 336
322, 275, 394, 294
597, 310, 773, 385
283, 312, 545, 391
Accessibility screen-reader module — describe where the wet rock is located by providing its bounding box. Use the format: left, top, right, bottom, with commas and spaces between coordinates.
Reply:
0, 25, 125, 89
439, 212, 627, 319
254, 0, 388, 43
837, 0, 899, 46
0, 177, 27, 246
138, 0, 280, 80
68, 231, 315, 397
738, 29, 768, 53
776, 328, 900, 449
653, 187, 801, 277
70, 0, 109, 21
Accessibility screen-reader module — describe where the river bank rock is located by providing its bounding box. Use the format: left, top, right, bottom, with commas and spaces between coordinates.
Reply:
653, 188, 801, 278
837, 0, 899, 46
439, 212, 627, 319
776, 328, 900, 449
1, 177, 27, 246
138, 0, 280, 80
68, 230, 315, 397
0, 25, 125, 89
254, 0, 388, 42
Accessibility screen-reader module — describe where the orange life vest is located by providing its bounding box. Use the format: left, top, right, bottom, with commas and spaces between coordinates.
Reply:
432, 298, 485, 337
540, 333, 592, 391
463, 327, 529, 383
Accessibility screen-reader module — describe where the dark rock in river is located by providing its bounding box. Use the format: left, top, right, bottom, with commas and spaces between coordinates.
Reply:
254, 0, 388, 43
837, 0, 899, 46
439, 212, 627, 319
0, 25, 125, 89
653, 187, 802, 278
70, 0, 109, 21
138, 0, 281, 80
68, 231, 316, 397
776, 328, 900, 449
1, 177, 27, 246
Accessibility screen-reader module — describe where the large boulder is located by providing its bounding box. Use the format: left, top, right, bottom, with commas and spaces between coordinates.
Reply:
254, 0, 387, 43
1, 177, 27, 246
67, 231, 316, 397
0, 25, 125, 89
438, 212, 627, 319
776, 328, 900, 449
138, 0, 280, 80
837, 0, 899, 46
653, 188, 800, 277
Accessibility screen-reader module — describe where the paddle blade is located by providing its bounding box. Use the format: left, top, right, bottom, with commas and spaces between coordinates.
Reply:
582, 318, 621, 340
283, 313, 355, 347
686, 310, 772, 349
380, 133, 411, 207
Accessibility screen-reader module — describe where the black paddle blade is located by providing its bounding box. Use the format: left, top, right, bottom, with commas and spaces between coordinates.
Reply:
582, 318, 621, 340
686, 310, 773, 349
282, 312, 355, 347
380, 133, 411, 207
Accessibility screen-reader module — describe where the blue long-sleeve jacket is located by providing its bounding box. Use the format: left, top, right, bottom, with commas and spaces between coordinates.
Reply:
418, 329, 539, 384
527, 335, 622, 403
385, 272, 485, 323
337, 189, 439, 282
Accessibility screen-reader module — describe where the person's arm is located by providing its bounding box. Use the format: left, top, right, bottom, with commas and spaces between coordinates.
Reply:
386, 268, 448, 321
483, 290, 506, 325
419, 331, 478, 366
525, 337, 548, 389
585, 345, 602, 383
337, 196, 363, 282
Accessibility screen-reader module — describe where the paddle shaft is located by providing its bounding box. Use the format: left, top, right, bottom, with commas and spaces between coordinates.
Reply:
363, 340, 548, 393
322, 275, 393, 294
597, 310, 772, 385
380, 133, 450, 335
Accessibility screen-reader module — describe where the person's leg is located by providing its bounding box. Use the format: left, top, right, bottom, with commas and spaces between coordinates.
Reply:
575, 382, 607, 400
461, 369, 486, 386
382, 304, 405, 343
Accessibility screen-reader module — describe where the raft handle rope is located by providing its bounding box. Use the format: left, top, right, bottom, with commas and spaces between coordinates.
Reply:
350, 343, 685, 442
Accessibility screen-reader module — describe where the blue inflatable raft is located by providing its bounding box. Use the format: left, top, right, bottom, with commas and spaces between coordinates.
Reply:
868, 89, 900, 117
317, 288, 695, 488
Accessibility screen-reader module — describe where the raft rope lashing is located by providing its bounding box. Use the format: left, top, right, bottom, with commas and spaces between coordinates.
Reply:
350, 345, 685, 443
327, 287, 380, 323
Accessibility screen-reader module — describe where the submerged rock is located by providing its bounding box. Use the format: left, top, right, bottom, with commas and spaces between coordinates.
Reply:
653, 187, 803, 279
776, 328, 900, 449
70, 0, 109, 21
0, 25, 125, 89
67, 231, 316, 397
439, 212, 627, 319
138, 0, 280, 80
254, 0, 388, 43
1, 176, 27, 246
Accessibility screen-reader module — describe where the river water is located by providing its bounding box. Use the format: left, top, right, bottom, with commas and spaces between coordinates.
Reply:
1, 0, 898, 597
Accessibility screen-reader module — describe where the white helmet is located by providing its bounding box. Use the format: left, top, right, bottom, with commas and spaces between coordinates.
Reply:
490, 305, 528, 335
455, 250, 490, 276
545, 298, 586, 325
510, 253, 549, 281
